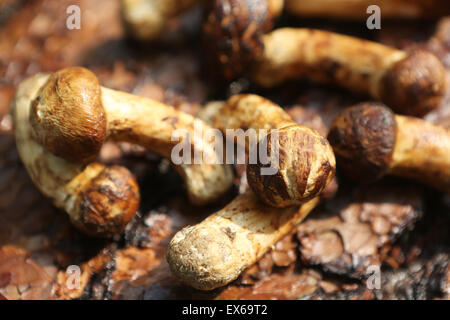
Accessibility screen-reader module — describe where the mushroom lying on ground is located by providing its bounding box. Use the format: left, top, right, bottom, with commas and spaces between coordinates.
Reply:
327, 102, 450, 193
205, 23, 446, 116
12, 73, 139, 237
167, 185, 321, 290
199, 94, 336, 207
168, 94, 336, 290
12, 67, 234, 235
253, 29, 447, 117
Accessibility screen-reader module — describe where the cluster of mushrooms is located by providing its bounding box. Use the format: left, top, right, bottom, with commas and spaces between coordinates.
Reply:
11, 0, 450, 291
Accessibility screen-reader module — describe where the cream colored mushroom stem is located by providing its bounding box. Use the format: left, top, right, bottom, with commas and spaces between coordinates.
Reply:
167, 189, 319, 290
121, 0, 201, 40
328, 102, 450, 193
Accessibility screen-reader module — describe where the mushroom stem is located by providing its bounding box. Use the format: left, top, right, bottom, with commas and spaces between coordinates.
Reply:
391, 115, 450, 192
101, 87, 234, 205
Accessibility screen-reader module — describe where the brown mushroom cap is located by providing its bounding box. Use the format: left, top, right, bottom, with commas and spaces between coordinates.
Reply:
247, 125, 336, 207
327, 103, 397, 182
30, 67, 107, 163
203, 0, 281, 80
12, 71, 140, 238
69, 164, 140, 237
381, 49, 446, 116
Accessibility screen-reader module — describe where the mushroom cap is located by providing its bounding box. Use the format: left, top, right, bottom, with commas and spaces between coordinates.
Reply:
247, 125, 336, 207
380, 49, 446, 117
203, 0, 278, 80
167, 224, 238, 290
70, 164, 140, 237
327, 103, 397, 182
30, 67, 107, 163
